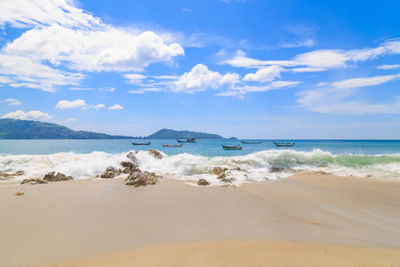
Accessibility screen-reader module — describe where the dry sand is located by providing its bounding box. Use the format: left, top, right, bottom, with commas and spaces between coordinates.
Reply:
1, 173, 400, 266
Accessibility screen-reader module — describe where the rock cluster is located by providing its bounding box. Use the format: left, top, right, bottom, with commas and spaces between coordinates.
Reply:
125, 171, 160, 187
43, 171, 73, 182
100, 167, 121, 178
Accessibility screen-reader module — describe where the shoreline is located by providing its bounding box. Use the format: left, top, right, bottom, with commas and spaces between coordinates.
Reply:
1, 172, 400, 266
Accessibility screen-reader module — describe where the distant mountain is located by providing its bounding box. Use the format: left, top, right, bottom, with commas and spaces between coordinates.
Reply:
0, 119, 132, 139
147, 128, 224, 139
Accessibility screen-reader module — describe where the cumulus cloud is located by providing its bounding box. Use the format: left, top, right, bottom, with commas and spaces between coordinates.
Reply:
0, 0, 184, 91
91, 104, 105, 110
55, 99, 86, 110
174, 64, 240, 93
4, 98, 21, 106
109, 104, 123, 110
1, 110, 52, 120
243, 65, 283, 82
124, 73, 147, 84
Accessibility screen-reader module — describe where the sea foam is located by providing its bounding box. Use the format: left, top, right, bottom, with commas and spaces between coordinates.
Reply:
1, 149, 400, 185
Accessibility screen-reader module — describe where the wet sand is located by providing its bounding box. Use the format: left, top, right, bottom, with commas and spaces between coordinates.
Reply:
1, 173, 400, 266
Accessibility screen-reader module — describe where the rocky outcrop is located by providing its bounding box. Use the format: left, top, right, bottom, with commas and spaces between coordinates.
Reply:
211, 167, 227, 176
43, 171, 73, 182
198, 179, 210, 186
100, 166, 121, 178
21, 178, 48, 185
125, 171, 160, 187
121, 161, 140, 174
149, 149, 163, 159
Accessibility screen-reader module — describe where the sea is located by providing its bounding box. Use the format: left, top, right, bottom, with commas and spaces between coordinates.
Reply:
1, 139, 400, 185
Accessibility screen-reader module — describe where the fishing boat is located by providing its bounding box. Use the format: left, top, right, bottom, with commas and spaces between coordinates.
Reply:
177, 138, 197, 143
131, 142, 151, 145
221, 145, 242, 150
273, 142, 295, 147
162, 144, 183, 147
241, 141, 262, 144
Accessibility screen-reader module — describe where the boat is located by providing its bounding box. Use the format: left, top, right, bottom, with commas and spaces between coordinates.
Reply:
131, 142, 151, 145
241, 141, 262, 144
273, 142, 295, 147
221, 145, 242, 150
162, 144, 183, 147
177, 138, 197, 143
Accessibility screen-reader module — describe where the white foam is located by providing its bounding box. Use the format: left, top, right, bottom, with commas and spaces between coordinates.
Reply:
1, 149, 400, 185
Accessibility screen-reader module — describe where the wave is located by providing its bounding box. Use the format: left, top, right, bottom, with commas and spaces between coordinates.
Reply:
1, 149, 400, 185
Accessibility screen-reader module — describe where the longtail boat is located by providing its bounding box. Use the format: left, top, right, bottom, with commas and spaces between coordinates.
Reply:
273, 142, 295, 147
162, 144, 183, 147
241, 141, 262, 144
131, 142, 151, 145
222, 145, 242, 150
177, 138, 197, 143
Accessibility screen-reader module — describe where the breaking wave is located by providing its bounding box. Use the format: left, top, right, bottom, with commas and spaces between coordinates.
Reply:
1, 149, 400, 185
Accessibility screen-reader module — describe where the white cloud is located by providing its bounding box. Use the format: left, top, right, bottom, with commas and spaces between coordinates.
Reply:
331, 73, 400, 89
182, 8, 192, 12
56, 99, 86, 110
69, 87, 95, 91
124, 73, 147, 84
217, 81, 300, 98
291, 67, 327, 72
1, 110, 52, 120
298, 73, 400, 114
222, 40, 400, 70
174, 64, 240, 93
91, 104, 105, 110
0, 0, 101, 29
376, 64, 400, 70
128, 88, 163, 94
0, 0, 184, 91
109, 104, 123, 110
4, 98, 21, 106
243, 65, 283, 82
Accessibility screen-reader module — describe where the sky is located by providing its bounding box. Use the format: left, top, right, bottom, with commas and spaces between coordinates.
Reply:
0, 0, 400, 139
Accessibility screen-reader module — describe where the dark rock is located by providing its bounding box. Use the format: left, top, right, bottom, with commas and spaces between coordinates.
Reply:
270, 167, 284, 173
217, 173, 227, 180
198, 179, 210, 186
21, 178, 48, 185
43, 171, 73, 182
121, 161, 141, 174
221, 178, 234, 183
100, 166, 120, 178
125, 171, 160, 187
211, 167, 228, 176
148, 149, 163, 159
126, 152, 139, 166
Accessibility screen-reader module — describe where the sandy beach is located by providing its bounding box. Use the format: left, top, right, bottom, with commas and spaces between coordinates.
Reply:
1, 173, 400, 266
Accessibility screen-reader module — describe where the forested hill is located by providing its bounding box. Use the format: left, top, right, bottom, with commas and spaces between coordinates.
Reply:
147, 128, 223, 139
0, 119, 132, 139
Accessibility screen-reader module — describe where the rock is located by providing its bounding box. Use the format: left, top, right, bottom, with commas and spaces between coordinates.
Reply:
211, 167, 228, 176
126, 152, 139, 166
198, 179, 210, 186
365, 174, 372, 178
0, 170, 24, 178
125, 171, 160, 187
21, 178, 48, 185
43, 171, 73, 182
217, 173, 227, 180
100, 166, 120, 178
270, 167, 284, 173
15, 191, 24, 196
121, 161, 141, 174
148, 149, 163, 159
221, 178, 234, 183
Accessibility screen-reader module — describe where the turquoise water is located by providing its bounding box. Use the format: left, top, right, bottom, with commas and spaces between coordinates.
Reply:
1, 139, 400, 156
2, 139, 400, 184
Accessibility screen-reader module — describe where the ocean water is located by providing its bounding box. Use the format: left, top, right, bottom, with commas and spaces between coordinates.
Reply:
1, 139, 400, 185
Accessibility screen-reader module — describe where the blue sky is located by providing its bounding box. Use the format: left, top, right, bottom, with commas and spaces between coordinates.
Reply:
0, 0, 400, 138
